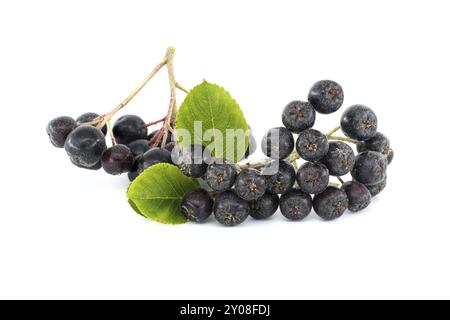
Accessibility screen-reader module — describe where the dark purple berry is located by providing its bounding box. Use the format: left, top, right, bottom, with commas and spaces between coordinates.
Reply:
296, 129, 329, 162
112, 115, 147, 145
308, 80, 344, 114
357, 132, 390, 156
64, 126, 107, 169
47, 116, 77, 148
205, 161, 237, 192
234, 168, 267, 201
264, 161, 296, 194
297, 162, 329, 195
181, 189, 213, 222
341, 181, 371, 212
138, 148, 172, 174
279, 190, 312, 221
213, 191, 250, 226
127, 139, 150, 157
76, 112, 107, 135
249, 192, 279, 220
340, 105, 377, 141
101, 144, 134, 175
351, 151, 387, 185
173, 145, 210, 178
261, 127, 294, 160
281, 101, 316, 133
321, 141, 355, 176
313, 187, 348, 221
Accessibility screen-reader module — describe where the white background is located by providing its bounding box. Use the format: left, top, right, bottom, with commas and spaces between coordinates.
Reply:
0, 0, 449, 300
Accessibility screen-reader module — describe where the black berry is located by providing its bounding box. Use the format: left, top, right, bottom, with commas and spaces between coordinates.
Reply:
320, 141, 355, 176
138, 148, 172, 174
64, 126, 107, 169
308, 80, 344, 114
297, 162, 329, 195
213, 191, 250, 226
264, 160, 296, 195
181, 189, 213, 222
261, 127, 294, 160
235, 168, 267, 201
127, 139, 150, 157
387, 149, 394, 164
356, 132, 390, 156
205, 161, 237, 192
249, 192, 279, 220
101, 144, 134, 175
47, 116, 77, 148
281, 100, 315, 133
341, 181, 371, 212
313, 187, 348, 221
279, 189, 312, 221
76, 112, 107, 135
295, 129, 329, 162
351, 151, 387, 185
112, 114, 147, 145
173, 145, 209, 178
340, 105, 377, 141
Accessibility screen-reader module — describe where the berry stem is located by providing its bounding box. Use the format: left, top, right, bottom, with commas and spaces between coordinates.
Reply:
106, 120, 116, 145
176, 83, 189, 93
142, 116, 166, 128
337, 176, 345, 184
328, 135, 358, 144
236, 151, 300, 171
326, 125, 341, 138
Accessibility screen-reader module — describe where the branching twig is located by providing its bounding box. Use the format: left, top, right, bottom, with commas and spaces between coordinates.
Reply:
328, 135, 358, 144
326, 125, 341, 138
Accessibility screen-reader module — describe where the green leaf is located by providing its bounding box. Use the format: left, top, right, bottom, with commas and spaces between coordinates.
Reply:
175, 80, 249, 163
126, 163, 199, 224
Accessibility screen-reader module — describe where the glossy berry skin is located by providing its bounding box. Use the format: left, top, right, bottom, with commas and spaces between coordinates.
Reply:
127, 139, 150, 157
101, 144, 134, 175
213, 191, 250, 226
47, 116, 77, 148
321, 141, 355, 176
280, 190, 312, 221
387, 149, 394, 164
313, 187, 348, 221
181, 189, 213, 222
138, 148, 172, 174
341, 181, 371, 212
174, 145, 209, 178
351, 151, 387, 186
365, 177, 387, 197
340, 105, 377, 141
297, 162, 329, 195
261, 127, 294, 160
205, 161, 237, 192
76, 112, 107, 135
64, 126, 107, 169
264, 161, 296, 195
281, 100, 316, 133
308, 80, 344, 114
357, 132, 390, 156
235, 168, 267, 201
249, 192, 279, 220
295, 129, 329, 162
112, 115, 147, 145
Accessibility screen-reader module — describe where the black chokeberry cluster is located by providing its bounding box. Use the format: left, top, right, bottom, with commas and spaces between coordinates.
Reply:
178, 80, 394, 226
47, 113, 175, 177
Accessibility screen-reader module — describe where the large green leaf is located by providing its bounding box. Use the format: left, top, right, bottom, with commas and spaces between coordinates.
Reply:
175, 80, 249, 163
126, 163, 199, 224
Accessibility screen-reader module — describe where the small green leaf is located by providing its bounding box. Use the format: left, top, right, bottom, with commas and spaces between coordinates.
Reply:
126, 163, 199, 224
175, 80, 249, 163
